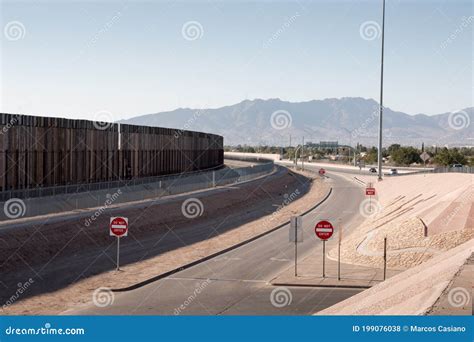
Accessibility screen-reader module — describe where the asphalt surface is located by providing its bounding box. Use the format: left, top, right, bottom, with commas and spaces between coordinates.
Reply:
69, 168, 366, 315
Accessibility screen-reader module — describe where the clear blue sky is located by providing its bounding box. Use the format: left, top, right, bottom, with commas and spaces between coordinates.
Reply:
1, 0, 472, 121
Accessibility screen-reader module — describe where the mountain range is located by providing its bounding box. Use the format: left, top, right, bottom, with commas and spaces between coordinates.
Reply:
120, 98, 473, 147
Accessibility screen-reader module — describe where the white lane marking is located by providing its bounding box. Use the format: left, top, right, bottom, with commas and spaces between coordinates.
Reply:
213, 256, 241, 262
167, 276, 267, 284
270, 257, 290, 262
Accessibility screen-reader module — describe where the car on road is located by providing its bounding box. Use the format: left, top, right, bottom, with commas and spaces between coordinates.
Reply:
369, 167, 377, 173
390, 168, 398, 175
451, 164, 463, 168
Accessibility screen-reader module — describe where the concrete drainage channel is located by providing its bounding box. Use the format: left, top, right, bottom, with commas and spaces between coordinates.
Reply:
0, 159, 275, 220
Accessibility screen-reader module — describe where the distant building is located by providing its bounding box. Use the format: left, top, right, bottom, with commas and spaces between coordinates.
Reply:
319, 141, 339, 149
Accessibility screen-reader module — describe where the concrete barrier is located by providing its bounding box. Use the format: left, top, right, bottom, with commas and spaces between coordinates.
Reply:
0, 159, 275, 221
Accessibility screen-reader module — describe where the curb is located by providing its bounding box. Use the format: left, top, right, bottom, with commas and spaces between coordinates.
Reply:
271, 282, 372, 289
111, 186, 333, 292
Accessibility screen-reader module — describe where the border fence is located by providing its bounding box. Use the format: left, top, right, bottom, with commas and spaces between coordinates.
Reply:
0, 113, 223, 198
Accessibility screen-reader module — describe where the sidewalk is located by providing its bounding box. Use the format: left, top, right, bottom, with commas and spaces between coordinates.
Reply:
271, 239, 400, 288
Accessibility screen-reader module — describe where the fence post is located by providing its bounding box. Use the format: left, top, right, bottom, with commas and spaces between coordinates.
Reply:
383, 237, 387, 281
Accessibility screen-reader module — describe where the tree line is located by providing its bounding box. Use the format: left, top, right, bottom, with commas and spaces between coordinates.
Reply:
225, 144, 474, 167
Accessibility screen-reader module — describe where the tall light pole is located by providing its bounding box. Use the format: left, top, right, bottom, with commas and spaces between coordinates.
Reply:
377, 0, 386, 181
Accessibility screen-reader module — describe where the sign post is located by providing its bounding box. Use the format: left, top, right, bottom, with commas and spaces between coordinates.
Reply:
366, 182, 376, 211
420, 152, 430, 172
290, 216, 303, 277
318, 168, 326, 177
110, 217, 129, 271
338, 220, 342, 281
383, 236, 387, 281
315, 220, 334, 278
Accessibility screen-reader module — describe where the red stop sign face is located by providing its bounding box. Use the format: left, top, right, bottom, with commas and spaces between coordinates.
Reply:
319, 168, 326, 175
110, 217, 128, 237
315, 220, 333, 240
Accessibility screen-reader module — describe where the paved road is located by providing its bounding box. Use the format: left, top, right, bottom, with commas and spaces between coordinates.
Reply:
278, 160, 424, 177
69, 169, 366, 315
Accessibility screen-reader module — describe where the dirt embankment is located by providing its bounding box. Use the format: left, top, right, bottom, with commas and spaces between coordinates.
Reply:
320, 239, 474, 315
328, 173, 473, 270
1, 167, 329, 315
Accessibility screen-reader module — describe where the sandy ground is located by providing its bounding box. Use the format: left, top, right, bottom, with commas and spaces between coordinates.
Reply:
328, 173, 473, 269
1, 169, 329, 315
427, 252, 473, 315
318, 239, 474, 315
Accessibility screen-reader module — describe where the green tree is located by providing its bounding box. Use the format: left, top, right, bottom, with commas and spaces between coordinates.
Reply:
390, 146, 422, 166
433, 148, 467, 166
365, 147, 378, 164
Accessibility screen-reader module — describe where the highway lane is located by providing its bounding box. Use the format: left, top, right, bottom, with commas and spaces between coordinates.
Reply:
69, 171, 366, 315
278, 160, 425, 177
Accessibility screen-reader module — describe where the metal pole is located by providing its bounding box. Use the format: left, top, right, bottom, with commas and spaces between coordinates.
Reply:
294, 220, 298, 277
302, 137, 305, 171
383, 237, 387, 280
377, 0, 386, 181
338, 225, 342, 281
116, 236, 120, 271
322, 240, 326, 278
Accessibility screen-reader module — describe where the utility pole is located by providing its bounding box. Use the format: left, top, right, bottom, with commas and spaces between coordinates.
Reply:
302, 136, 305, 171
377, 0, 386, 181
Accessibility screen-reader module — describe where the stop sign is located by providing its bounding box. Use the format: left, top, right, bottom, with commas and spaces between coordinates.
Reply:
315, 220, 333, 240
110, 217, 128, 237
319, 168, 326, 176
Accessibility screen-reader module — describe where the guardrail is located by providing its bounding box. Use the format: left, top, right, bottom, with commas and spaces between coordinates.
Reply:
386, 166, 473, 176
0, 164, 226, 201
